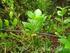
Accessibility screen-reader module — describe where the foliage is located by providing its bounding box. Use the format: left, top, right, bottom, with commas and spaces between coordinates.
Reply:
0, 0, 70, 53
22, 9, 46, 34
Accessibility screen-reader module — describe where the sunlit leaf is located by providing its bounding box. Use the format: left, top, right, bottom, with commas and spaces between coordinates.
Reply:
57, 11, 62, 16
9, 11, 13, 19
26, 11, 35, 19
34, 9, 42, 16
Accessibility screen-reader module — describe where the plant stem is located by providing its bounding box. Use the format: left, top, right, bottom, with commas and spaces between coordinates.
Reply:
62, 16, 64, 35
4, 46, 6, 53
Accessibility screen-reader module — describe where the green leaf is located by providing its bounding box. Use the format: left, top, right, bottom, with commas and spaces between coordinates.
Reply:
0, 19, 2, 29
0, 33, 8, 38
57, 7, 67, 16
26, 11, 35, 19
57, 11, 63, 16
60, 48, 70, 53
4, 19, 9, 27
23, 9, 46, 34
63, 18, 70, 24
9, 11, 13, 19
59, 36, 70, 49
61, 8, 67, 16
0, 41, 15, 47
3, 0, 6, 3
55, 18, 62, 22
12, 18, 18, 27
34, 9, 42, 16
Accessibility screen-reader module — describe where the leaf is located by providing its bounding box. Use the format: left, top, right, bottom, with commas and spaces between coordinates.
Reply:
55, 18, 62, 22
57, 11, 63, 16
12, 18, 18, 27
22, 22, 32, 30
0, 41, 15, 47
9, 11, 13, 19
61, 8, 67, 16
34, 9, 42, 16
23, 9, 46, 34
60, 48, 70, 53
0, 33, 8, 38
59, 36, 70, 49
57, 7, 67, 16
0, 19, 2, 29
63, 18, 70, 24
4, 19, 9, 27
41, 14, 46, 21
26, 11, 35, 19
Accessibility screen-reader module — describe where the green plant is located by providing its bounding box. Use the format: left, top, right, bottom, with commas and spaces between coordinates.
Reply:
55, 35, 70, 53
55, 7, 70, 34
1, 0, 20, 29
22, 9, 46, 34
0, 0, 70, 53
59, 36, 70, 49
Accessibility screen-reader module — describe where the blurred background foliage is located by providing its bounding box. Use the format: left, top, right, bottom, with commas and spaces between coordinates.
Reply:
0, 0, 70, 18
0, 0, 70, 53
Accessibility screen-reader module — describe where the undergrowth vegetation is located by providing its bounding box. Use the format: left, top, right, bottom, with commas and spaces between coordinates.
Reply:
0, 0, 70, 53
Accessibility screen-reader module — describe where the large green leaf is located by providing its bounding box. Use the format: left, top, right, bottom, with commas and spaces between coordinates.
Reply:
34, 9, 42, 16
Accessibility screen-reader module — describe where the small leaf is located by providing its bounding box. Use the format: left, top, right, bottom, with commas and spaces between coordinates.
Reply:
4, 19, 9, 27
0, 42, 15, 47
26, 11, 35, 19
9, 11, 13, 19
55, 18, 62, 22
22, 22, 32, 30
0, 19, 2, 29
63, 18, 70, 24
0, 33, 8, 38
61, 8, 67, 16
57, 11, 63, 16
12, 18, 18, 27
3, 0, 6, 3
